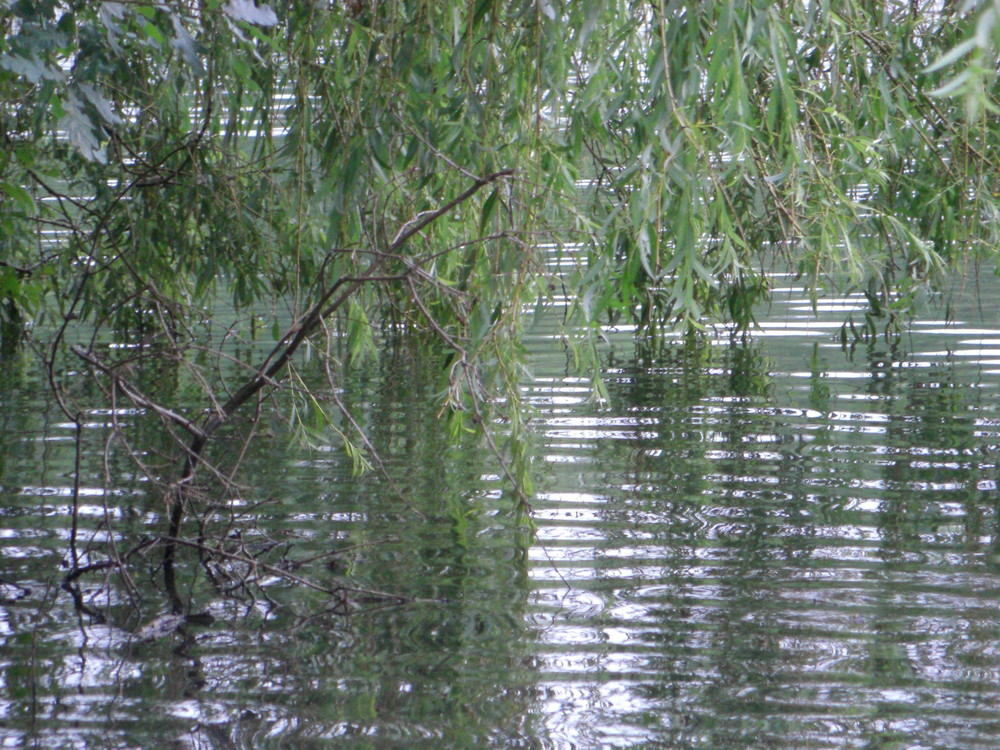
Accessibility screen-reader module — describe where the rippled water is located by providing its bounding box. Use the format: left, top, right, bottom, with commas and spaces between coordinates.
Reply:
524, 282, 1000, 748
4, 277, 1000, 748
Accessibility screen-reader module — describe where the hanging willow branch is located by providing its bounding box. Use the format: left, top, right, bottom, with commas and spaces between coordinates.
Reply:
161, 169, 513, 612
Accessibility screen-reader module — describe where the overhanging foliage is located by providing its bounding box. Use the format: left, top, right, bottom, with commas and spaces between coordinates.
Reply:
1, 1, 999, 607
2, 1, 998, 340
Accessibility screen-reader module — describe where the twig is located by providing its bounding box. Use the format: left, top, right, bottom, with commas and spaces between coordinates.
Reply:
70, 345, 208, 440
160, 536, 410, 605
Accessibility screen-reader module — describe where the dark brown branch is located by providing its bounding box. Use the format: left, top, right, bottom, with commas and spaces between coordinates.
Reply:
70, 345, 208, 440
161, 536, 411, 605
162, 169, 513, 610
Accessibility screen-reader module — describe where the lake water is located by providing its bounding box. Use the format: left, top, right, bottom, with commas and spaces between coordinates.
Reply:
4, 275, 1000, 748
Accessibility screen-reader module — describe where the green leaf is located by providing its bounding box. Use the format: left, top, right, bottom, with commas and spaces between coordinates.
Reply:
223, 0, 279, 26
170, 14, 206, 76
60, 94, 106, 162
471, 0, 494, 28
923, 38, 977, 74
479, 187, 499, 234
0, 54, 65, 83
2, 184, 36, 213
928, 70, 972, 98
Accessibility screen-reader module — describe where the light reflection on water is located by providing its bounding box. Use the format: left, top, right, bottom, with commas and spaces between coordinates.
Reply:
5, 280, 1000, 747
520, 283, 1000, 747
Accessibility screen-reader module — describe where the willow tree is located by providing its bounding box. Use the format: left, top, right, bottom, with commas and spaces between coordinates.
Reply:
1, 1, 998, 606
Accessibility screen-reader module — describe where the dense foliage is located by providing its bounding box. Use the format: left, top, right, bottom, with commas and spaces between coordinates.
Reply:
1, 0, 999, 520
3, 1, 999, 334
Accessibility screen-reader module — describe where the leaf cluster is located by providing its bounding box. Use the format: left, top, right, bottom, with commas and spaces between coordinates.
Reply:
0, 1, 998, 505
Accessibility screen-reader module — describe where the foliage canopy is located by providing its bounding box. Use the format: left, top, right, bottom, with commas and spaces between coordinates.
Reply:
1, 0, 999, 528
3, 1, 998, 336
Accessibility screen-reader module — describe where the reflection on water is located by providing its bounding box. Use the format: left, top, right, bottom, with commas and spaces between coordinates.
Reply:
4, 280, 1000, 747
524, 283, 1000, 748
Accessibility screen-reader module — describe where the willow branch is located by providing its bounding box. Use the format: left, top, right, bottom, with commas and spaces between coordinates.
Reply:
163, 169, 513, 609
70, 345, 208, 440
187, 168, 513, 465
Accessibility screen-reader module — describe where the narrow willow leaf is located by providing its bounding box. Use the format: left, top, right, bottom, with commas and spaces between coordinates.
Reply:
480, 187, 499, 234
2, 184, 36, 212
472, 0, 494, 28
974, 7, 997, 49
224, 0, 279, 26
928, 70, 973, 98
923, 37, 977, 74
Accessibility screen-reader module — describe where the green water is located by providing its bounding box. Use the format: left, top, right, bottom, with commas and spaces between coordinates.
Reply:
4, 278, 1000, 748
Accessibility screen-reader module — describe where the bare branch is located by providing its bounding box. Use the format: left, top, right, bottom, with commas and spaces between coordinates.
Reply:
70, 345, 208, 440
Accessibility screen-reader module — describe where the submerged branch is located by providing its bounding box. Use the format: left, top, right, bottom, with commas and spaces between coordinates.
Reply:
162, 169, 514, 611
70, 345, 209, 440
161, 535, 411, 606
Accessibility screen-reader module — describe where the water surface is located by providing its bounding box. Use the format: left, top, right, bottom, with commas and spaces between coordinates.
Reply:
3, 279, 1000, 748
